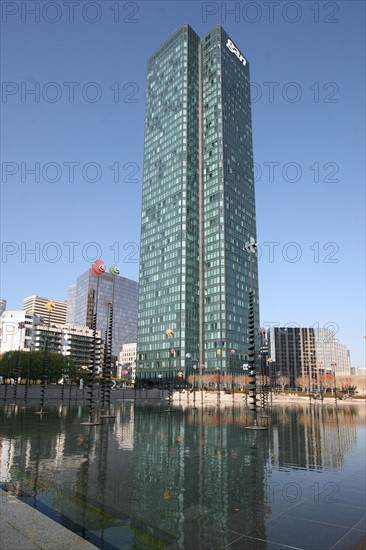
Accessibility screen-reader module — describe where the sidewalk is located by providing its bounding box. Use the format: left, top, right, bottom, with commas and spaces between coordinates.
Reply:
0, 489, 98, 550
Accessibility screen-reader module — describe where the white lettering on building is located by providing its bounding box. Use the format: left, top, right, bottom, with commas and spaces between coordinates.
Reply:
226, 39, 247, 67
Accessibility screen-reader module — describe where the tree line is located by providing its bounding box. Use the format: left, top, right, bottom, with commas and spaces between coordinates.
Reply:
0, 351, 78, 383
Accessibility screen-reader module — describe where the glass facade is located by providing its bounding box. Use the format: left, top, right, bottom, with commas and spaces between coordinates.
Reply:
71, 270, 138, 358
137, 25, 259, 383
66, 285, 76, 323
268, 327, 352, 388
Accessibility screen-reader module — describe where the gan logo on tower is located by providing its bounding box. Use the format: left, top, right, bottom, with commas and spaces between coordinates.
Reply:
226, 39, 247, 66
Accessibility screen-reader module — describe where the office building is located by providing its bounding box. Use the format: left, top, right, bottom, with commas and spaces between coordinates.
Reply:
0, 311, 41, 353
23, 295, 67, 325
66, 285, 76, 323
0, 300, 6, 316
67, 269, 138, 358
33, 322, 102, 369
0, 310, 102, 369
267, 327, 352, 388
137, 25, 259, 383
118, 342, 137, 384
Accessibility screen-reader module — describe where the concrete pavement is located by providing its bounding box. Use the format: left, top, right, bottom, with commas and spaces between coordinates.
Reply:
0, 489, 99, 550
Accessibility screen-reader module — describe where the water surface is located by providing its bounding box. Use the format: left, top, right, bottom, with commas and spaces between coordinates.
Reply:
0, 401, 365, 549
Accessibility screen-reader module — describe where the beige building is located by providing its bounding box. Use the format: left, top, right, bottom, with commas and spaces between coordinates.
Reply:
119, 343, 136, 384
23, 295, 67, 325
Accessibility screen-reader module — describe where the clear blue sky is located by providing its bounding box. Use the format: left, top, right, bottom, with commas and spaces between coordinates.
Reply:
1, 1, 365, 367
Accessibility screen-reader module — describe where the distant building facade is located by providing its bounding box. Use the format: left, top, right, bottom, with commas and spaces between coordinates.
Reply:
67, 269, 138, 359
0, 310, 101, 369
0, 311, 41, 353
23, 295, 67, 325
119, 342, 137, 384
66, 285, 76, 323
33, 322, 102, 369
267, 327, 351, 388
0, 300, 6, 316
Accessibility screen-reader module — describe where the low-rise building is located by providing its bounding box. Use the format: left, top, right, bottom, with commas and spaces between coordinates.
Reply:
0, 311, 101, 369
118, 343, 136, 384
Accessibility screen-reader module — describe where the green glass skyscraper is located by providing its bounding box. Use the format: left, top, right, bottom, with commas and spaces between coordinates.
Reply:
137, 24, 259, 384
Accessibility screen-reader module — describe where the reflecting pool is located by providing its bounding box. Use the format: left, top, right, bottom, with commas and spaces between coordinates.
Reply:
0, 401, 365, 549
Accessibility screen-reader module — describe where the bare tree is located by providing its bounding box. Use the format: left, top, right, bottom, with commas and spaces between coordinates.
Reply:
318, 374, 334, 392
200, 374, 211, 388
277, 375, 290, 391
296, 376, 309, 392
338, 376, 356, 394
234, 374, 249, 390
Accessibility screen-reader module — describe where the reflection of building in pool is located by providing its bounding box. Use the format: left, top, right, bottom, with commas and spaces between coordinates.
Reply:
113, 402, 135, 450
0, 410, 88, 501
0, 404, 362, 548
131, 408, 269, 547
269, 406, 357, 471
0, 406, 136, 531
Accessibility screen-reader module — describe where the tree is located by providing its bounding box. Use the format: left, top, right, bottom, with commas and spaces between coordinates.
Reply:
200, 374, 212, 388
276, 375, 290, 391
296, 376, 309, 392
338, 376, 357, 394
318, 374, 334, 392
0, 351, 77, 383
232, 373, 251, 390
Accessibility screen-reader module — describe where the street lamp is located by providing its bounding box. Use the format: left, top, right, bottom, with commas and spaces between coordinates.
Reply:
37, 300, 55, 415
185, 353, 191, 402
267, 358, 273, 406
13, 321, 25, 404
305, 354, 314, 404
199, 363, 205, 404
192, 359, 198, 407
24, 341, 33, 406
230, 349, 235, 394
157, 373, 163, 393
317, 360, 324, 401
165, 328, 174, 410
331, 361, 337, 405
185, 353, 191, 383
215, 366, 221, 407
